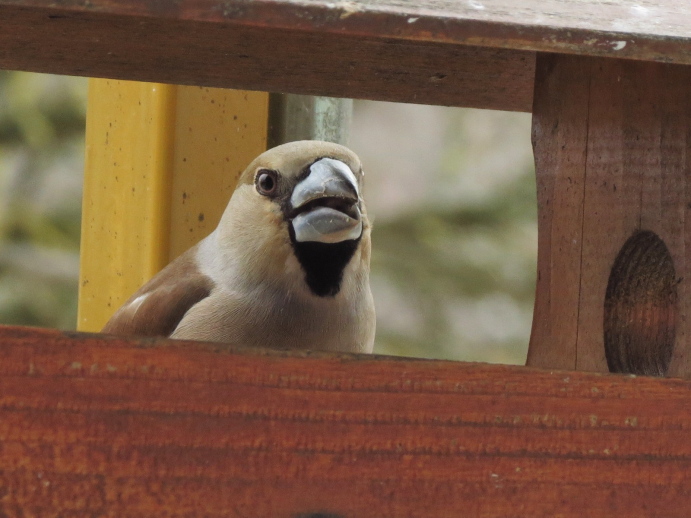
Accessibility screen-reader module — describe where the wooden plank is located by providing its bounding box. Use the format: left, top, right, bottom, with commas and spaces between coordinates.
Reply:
528, 55, 691, 379
0, 0, 689, 114
0, 4, 534, 113
1, 1, 690, 111
2, 0, 691, 62
528, 55, 590, 371
1, 325, 690, 516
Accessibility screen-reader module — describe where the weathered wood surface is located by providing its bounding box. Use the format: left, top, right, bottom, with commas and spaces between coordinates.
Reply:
0, 2, 534, 112
1, 325, 690, 516
3, 0, 691, 62
528, 55, 691, 379
0, 0, 689, 111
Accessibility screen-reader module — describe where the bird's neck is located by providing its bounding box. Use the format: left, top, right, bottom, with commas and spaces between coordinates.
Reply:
290, 239, 360, 297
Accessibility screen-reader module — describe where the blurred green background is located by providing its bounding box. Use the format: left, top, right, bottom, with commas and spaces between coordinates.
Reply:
0, 72, 85, 330
0, 71, 536, 365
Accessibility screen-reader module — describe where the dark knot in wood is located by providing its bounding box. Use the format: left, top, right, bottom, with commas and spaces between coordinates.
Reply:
604, 230, 677, 376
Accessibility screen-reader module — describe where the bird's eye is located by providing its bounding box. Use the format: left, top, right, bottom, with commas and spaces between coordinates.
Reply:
255, 170, 278, 196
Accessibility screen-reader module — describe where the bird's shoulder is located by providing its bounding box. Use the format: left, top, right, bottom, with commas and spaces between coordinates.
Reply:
101, 245, 214, 338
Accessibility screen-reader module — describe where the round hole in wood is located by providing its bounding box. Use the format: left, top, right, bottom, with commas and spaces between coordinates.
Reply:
604, 230, 677, 376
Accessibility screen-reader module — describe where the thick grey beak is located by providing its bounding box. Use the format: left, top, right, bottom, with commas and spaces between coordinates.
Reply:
290, 158, 363, 244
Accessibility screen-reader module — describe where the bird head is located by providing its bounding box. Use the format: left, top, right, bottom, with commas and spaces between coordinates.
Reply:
215, 141, 371, 298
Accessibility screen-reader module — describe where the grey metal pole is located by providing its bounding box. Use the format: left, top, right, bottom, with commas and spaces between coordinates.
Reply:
268, 94, 352, 147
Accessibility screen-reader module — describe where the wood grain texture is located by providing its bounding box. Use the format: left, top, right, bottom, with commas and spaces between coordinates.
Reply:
528, 54, 691, 379
1, 324, 691, 516
1, 0, 689, 112
2, 0, 691, 64
0, 3, 534, 112
529, 55, 590, 371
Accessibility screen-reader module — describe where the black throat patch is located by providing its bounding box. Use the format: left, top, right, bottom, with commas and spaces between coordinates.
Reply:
289, 230, 360, 297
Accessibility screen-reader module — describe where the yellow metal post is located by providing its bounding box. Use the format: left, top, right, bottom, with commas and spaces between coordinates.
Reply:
78, 79, 268, 332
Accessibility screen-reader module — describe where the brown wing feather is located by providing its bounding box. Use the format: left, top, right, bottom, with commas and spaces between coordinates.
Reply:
102, 247, 214, 338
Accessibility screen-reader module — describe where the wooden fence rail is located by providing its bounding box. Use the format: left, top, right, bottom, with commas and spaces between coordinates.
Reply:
1, 326, 690, 515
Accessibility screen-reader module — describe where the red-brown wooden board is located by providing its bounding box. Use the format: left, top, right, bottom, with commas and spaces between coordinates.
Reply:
528, 54, 691, 380
0, 2, 534, 112
3, 0, 691, 63
0, 0, 689, 112
1, 325, 690, 516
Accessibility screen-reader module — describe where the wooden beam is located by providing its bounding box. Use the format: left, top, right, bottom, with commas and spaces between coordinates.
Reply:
0, 2, 535, 112
2, 0, 691, 63
1, 1, 690, 113
1, 325, 690, 515
528, 54, 691, 379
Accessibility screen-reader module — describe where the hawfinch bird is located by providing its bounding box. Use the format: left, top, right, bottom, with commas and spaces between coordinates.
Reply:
103, 141, 375, 353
